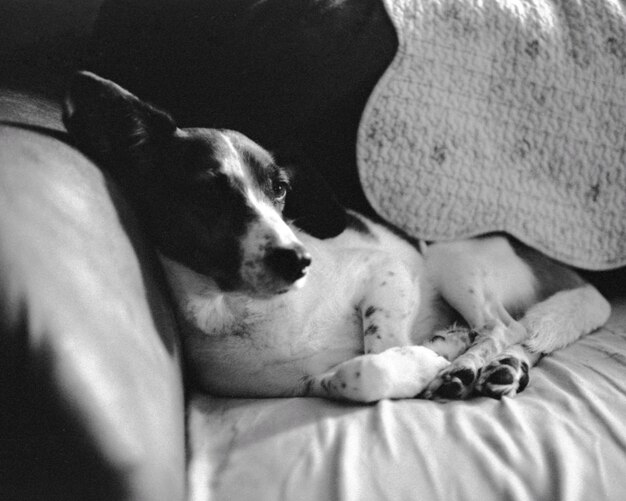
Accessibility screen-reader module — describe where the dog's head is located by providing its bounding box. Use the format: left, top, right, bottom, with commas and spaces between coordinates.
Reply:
63, 71, 344, 296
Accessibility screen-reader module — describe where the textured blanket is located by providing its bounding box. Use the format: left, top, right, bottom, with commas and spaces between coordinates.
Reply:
357, 0, 626, 270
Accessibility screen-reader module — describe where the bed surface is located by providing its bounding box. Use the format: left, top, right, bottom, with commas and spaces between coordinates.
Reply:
188, 297, 626, 501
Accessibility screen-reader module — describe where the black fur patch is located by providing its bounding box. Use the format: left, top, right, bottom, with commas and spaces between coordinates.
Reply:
281, 160, 347, 239
364, 306, 378, 318
91, 0, 397, 220
345, 212, 374, 237
364, 324, 379, 337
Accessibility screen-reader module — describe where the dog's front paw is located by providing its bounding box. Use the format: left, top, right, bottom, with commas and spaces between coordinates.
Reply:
475, 356, 529, 399
315, 346, 449, 403
421, 362, 479, 400
321, 355, 395, 403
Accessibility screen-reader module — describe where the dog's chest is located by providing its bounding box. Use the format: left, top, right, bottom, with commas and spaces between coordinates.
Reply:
160, 222, 431, 396
164, 252, 371, 395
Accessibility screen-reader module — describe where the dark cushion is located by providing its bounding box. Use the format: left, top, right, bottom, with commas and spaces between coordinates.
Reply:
0, 88, 186, 501
90, 0, 397, 215
0, 0, 105, 85
89, 0, 626, 295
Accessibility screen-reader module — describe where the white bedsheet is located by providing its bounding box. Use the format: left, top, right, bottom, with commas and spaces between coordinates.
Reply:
188, 298, 626, 501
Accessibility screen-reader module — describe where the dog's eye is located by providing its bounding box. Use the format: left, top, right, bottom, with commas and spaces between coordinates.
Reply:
272, 181, 289, 202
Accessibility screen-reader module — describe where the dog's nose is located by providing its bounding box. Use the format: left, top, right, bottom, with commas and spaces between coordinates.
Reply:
265, 246, 312, 283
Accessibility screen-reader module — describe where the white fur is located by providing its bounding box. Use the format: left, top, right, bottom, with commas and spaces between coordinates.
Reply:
523, 285, 611, 353
309, 346, 450, 402
239, 213, 305, 294
162, 218, 443, 397
163, 211, 610, 401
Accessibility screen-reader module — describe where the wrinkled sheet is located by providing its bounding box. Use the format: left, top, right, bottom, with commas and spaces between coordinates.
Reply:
188, 298, 626, 501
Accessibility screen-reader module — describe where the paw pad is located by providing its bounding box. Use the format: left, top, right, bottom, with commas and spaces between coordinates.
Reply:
477, 357, 530, 399
435, 380, 467, 399
424, 366, 478, 400
453, 367, 477, 386
486, 366, 514, 385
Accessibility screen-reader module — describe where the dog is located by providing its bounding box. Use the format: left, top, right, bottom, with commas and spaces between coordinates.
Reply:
62, 71, 611, 402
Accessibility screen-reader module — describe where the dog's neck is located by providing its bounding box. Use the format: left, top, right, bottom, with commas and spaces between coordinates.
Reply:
159, 252, 303, 335
158, 254, 241, 332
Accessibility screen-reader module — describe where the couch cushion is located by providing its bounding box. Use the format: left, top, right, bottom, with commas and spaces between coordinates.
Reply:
89, 0, 397, 216
0, 89, 186, 501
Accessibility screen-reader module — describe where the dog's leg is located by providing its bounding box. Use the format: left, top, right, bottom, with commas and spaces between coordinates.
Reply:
304, 345, 450, 402
358, 256, 419, 354
303, 325, 474, 402
423, 299, 529, 399
519, 284, 611, 353
475, 284, 610, 398
419, 238, 537, 399
313, 237, 527, 402
422, 237, 611, 399
303, 256, 459, 402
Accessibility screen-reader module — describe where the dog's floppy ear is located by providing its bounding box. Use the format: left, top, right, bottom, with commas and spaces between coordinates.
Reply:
63, 71, 176, 171
282, 158, 347, 238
